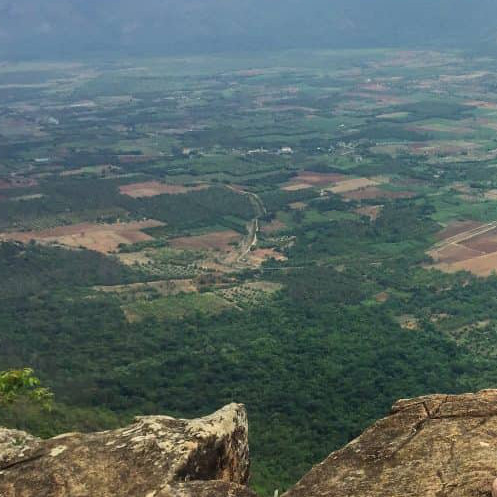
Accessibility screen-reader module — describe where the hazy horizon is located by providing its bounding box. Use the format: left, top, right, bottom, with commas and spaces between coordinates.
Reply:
2, 0, 497, 59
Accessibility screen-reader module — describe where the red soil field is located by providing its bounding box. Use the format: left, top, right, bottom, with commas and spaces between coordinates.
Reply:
0, 220, 164, 254
460, 229, 497, 254
170, 230, 241, 252
434, 221, 485, 241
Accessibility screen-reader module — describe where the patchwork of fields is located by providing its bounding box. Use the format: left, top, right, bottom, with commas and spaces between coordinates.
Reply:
6, 50, 497, 495
430, 221, 497, 276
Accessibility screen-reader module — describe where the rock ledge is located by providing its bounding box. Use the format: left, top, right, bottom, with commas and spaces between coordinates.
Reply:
284, 389, 497, 497
0, 403, 256, 497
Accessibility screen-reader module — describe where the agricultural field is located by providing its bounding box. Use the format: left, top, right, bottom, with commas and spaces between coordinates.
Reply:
8, 49, 497, 495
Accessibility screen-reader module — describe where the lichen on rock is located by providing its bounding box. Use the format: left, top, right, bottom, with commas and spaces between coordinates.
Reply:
0, 403, 254, 497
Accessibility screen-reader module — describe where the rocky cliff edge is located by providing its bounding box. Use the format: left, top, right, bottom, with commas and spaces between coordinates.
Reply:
0, 403, 255, 497
284, 389, 497, 497
5, 391, 497, 496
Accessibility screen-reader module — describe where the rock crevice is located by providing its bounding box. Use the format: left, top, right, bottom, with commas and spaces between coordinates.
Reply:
284, 389, 497, 497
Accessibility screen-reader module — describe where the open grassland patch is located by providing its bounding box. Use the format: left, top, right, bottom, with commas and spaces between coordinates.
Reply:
407, 121, 474, 135
376, 112, 409, 120
119, 181, 208, 198
409, 140, 481, 156
10, 193, 44, 201
343, 187, 414, 201
289, 201, 308, 210
281, 182, 313, 192
329, 177, 380, 194
95, 279, 197, 298
281, 171, 349, 191
484, 190, 497, 200
0, 220, 165, 254
355, 205, 383, 220
218, 281, 283, 306
124, 292, 232, 322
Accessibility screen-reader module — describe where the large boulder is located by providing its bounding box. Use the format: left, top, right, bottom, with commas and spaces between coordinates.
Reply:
0, 403, 255, 497
284, 389, 497, 497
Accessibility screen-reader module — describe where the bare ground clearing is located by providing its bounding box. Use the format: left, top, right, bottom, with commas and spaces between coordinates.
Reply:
436, 252, 497, 277
356, 205, 383, 220
170, 230, 241, 252
246, 248, 287, 267
429, 221, 497, 276
460, 229, 497, 253
329, 178, 380, 194
435, 221, 485, 241
429, 244, 484, 264
119, 181, 208, 198
281, 171, 349, 191
0, 220, 165, 253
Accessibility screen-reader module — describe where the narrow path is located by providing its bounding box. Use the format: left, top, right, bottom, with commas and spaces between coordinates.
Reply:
439, 221, 497, 246
223, 185, 266, 266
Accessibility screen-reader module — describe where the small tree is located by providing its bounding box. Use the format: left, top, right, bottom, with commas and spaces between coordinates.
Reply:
0, 368, 53, 410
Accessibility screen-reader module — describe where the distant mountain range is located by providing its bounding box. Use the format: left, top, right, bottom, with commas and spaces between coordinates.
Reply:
1, 0, 497, 59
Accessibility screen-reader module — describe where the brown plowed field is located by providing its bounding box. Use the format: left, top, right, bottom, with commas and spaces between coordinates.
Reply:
330, 178, 379, 194
435, 221, 484, 241
281, 183, 313, 191
296, 172, 349, 185
429, 244, 484, 264
0, 220, 165, 253
430, 221, 497, 276
460, 229, 497, 253
119, 181, 208, 198
170, 230, 241, 252
438, 252, 497, 277
281, 171, 349, 191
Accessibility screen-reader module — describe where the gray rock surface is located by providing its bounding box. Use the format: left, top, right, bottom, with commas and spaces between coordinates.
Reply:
0, 403, 255, 497
284, 390, 497, 497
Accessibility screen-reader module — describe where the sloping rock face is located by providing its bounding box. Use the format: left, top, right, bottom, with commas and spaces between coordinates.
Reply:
284, 389, 497, 497
0, 403, 256, 497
